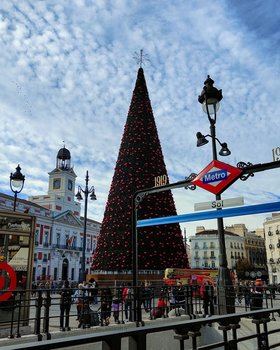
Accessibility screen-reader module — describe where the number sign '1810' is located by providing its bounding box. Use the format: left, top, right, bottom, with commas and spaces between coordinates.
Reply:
154, 175, 168, 187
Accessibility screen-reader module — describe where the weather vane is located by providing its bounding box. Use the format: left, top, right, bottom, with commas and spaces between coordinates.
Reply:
133, 49, 150, 68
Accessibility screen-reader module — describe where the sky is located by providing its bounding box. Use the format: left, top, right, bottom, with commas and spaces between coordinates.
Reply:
0, 0, 279, 237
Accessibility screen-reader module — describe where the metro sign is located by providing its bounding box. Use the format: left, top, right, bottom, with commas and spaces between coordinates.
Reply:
192, 160, 242, 195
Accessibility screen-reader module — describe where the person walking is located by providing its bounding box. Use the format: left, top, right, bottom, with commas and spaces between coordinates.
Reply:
201, 281, 215, 317
122, 283, 132, 322
111, 295, 121, 324
250, 279, 264, 311
59, 280, 73, 331
100, 288, 112, 326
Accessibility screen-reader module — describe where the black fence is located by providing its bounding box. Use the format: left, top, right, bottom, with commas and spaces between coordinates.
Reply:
0, 284, 279, 341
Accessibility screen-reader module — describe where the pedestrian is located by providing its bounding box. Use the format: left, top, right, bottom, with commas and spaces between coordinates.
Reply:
122, 283, 132, 322
174, 282, 185, 309
152, 293, 167, 319
73, 283, 84, 322
59, 280, 73, 331
89, 278, 99, 305
111, 295, 121, 324
100, 288, 112, 326
250, 279, 263, 311
142, 281, 152, 312
201, 281, 215, 317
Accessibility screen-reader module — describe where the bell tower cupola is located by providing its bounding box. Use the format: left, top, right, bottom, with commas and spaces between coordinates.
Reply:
56, 146, 71, 170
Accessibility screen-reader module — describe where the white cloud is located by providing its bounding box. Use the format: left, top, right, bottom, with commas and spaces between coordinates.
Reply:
0, 0, 278, 235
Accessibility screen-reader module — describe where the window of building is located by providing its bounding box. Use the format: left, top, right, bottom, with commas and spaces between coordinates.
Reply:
210, 242, 215, 249
35, 229, 39, 245
42, 267, 46, 277
68, 179, 73, 191
230, 242, 233, 248
211, 261, 215, 268
195, 261, 199, 268
194, 243, 199, 249
203, 242, 207, 249
237, 243, 240, 249
204, 251, 207, 258
71, 268, 75, 280
54, 268, 57, 280
204, 262, 208, 268
210, 251, 215, 258
56, 233, 60, 246
195, 251, 199, 258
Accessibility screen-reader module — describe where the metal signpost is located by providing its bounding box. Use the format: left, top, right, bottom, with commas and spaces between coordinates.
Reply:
132, 159, 280, 324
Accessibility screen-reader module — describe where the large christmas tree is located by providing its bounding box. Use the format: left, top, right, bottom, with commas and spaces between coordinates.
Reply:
92, 68, 188, 271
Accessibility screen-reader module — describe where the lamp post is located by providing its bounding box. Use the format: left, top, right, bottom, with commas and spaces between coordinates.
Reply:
10, 165, 25, 211
197, 75, 235, 314
76, 170, 97, 283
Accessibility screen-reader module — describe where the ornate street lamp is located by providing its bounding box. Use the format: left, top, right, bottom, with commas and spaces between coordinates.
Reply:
198, 76, 235, 314
10, 165, 25, 211
75, 171, 97, 283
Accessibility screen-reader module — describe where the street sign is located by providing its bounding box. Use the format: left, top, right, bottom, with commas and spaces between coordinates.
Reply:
192, 160, 242, 195
194, 197, 244, 211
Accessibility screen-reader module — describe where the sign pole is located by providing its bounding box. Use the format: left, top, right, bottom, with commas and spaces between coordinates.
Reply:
209, 123, 235, 314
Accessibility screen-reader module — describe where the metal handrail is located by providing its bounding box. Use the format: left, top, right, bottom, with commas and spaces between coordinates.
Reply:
1, 307, 280, 350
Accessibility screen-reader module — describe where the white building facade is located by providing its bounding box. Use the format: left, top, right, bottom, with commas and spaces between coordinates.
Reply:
264, 213, 280, 284
189, 230, 245, 270
0, 147, 101, 282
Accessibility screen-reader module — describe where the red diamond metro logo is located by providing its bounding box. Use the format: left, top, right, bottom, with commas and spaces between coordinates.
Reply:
192, 160, 242, 195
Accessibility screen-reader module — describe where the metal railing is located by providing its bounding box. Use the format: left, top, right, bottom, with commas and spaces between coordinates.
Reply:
2, 308, 280, 349
1, 285, 280, 348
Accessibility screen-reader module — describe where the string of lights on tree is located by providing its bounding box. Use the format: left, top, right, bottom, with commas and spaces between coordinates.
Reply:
92, 68, 188, 271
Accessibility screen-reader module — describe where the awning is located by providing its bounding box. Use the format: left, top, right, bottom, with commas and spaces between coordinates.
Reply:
9, 247, 29, 271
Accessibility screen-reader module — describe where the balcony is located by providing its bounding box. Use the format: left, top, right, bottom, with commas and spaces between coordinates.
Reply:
53, 244, 82, 251
210, 256, 216, 259
203, 256, 208, 260
43, 242, 49, 247
194, 256, 200, 260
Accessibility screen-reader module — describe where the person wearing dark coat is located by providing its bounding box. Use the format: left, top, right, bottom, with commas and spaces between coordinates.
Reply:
59, 280, 73, 331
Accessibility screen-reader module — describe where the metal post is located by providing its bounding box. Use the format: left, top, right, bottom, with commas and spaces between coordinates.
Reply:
132, 195, 138, 323
81, 171, 89, 283
210, 123, 235, 314
13, 192, 17, 211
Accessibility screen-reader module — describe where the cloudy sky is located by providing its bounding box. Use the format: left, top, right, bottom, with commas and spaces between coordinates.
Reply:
0, 0, 279, 236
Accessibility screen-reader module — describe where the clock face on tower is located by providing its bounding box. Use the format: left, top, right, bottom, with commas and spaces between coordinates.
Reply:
68, 179, 73, 191
53, 179, 61, 189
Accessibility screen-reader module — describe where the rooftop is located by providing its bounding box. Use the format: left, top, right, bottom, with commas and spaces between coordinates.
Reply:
0, 192, 49, 211
196, 229, 240, 237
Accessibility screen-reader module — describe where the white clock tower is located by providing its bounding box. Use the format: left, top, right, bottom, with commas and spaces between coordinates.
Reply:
29, 146, 81, 215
